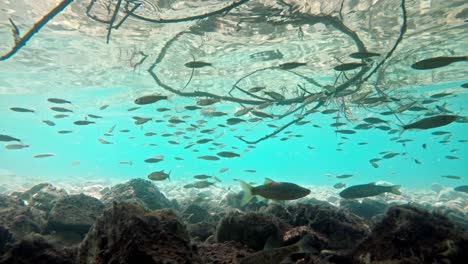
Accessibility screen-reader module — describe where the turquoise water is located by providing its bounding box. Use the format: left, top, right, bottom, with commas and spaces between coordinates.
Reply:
1, 81, 466, 192
0, 0, 467, 197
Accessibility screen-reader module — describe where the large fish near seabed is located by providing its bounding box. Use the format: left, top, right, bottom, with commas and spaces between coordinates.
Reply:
339, 182, 401, 199
238, 178, 310, 206
238, 235, 314, 264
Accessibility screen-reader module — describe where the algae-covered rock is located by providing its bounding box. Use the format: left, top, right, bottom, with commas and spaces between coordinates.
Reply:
0, 234, 76, 264
288, 203, 370, 250
17, 183, 68, 212
351, 205, 468, 263
78, 202, 200, 264
100, 178, 172, 210
0, 195, 46, 240
47, 193, 105, 235
215, 211, 286, 251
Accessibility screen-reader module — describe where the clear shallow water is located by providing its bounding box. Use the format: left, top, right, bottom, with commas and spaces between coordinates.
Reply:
0, 0, 467, 197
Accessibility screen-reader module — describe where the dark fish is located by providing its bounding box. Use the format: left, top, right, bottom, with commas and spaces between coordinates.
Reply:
134, 95, 168, 105
264, 91, 285, 101
197, 98, 220, 106
336, 174, 353, 179
234, 108, 254, 117
445, 155, 459, 160
99, 105, 109, 110
168, 118, 185, 124
238, 235, 313, 264
339, 182, 401, 199
144, 157, 163, 163
376, 125, 391, 131
349, 51, 380, 59
10, 107, 35, 113
53, 114, 68, 119
422, 143, 427, 149
144, 132, 157, 136
321, 109, 339, 114
184, 61, 212, 68
42, 120, 55, 126
220, 168, 229, 173
197, 155, 220, 161
248, 87, 265, 93
454, 185, 468, 193
431, 131, 450, 135
51, 107, 73, 113
88, 114, 102, 119
226, 118, 246, 125
278, 62, 307, 70
5, 144, 29, 150
192, 180, 215, 188
334, 62, 366, 71
461, 83, 468, 89
333, 183, 347, 189
127, 107, 140, 111
196, 138, 212, 144
120, 129, 130, 133
185, 105, 202, 111
257, 102, 274, 109
156, 107, 170, 112
358, 142, 368, 145
402, 115, 458, 130
383, 153, 399, 159
217, 151, 240, 158
98, 138, 112, 145
47, 98, 72, 104
244, 170, 256, 173
363, 117, 387, 124
441, 175, 461, 180
58, 130, 73, 134
430, 92, 452, 99
336, 129, 356, 134
74, 120, 95, 125
354, 123, 373, 130
330, 122, 347, 127
33, 153, 55, 158
414, 159, 421, 164
251, 111, 274, 119
411, 56, 467, 70
148, 170, 171, 181
421, 99, 438, 104
239, 178, 310, 205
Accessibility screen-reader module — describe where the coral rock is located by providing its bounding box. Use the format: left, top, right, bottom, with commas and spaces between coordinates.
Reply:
16, 183, 67, 212
288, 203, 370, 250
78, 202, 200, 264
351, 205, 468, 263
0, 234, 75, 264
47, 193, 105, 235
215, 211, 286, 250
100, 179, 172, 210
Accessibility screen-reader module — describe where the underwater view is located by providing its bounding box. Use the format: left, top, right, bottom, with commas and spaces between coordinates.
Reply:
0, 0, 467, 263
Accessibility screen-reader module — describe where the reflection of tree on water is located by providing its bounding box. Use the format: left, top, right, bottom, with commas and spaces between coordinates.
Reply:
2, 0, 462, 144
